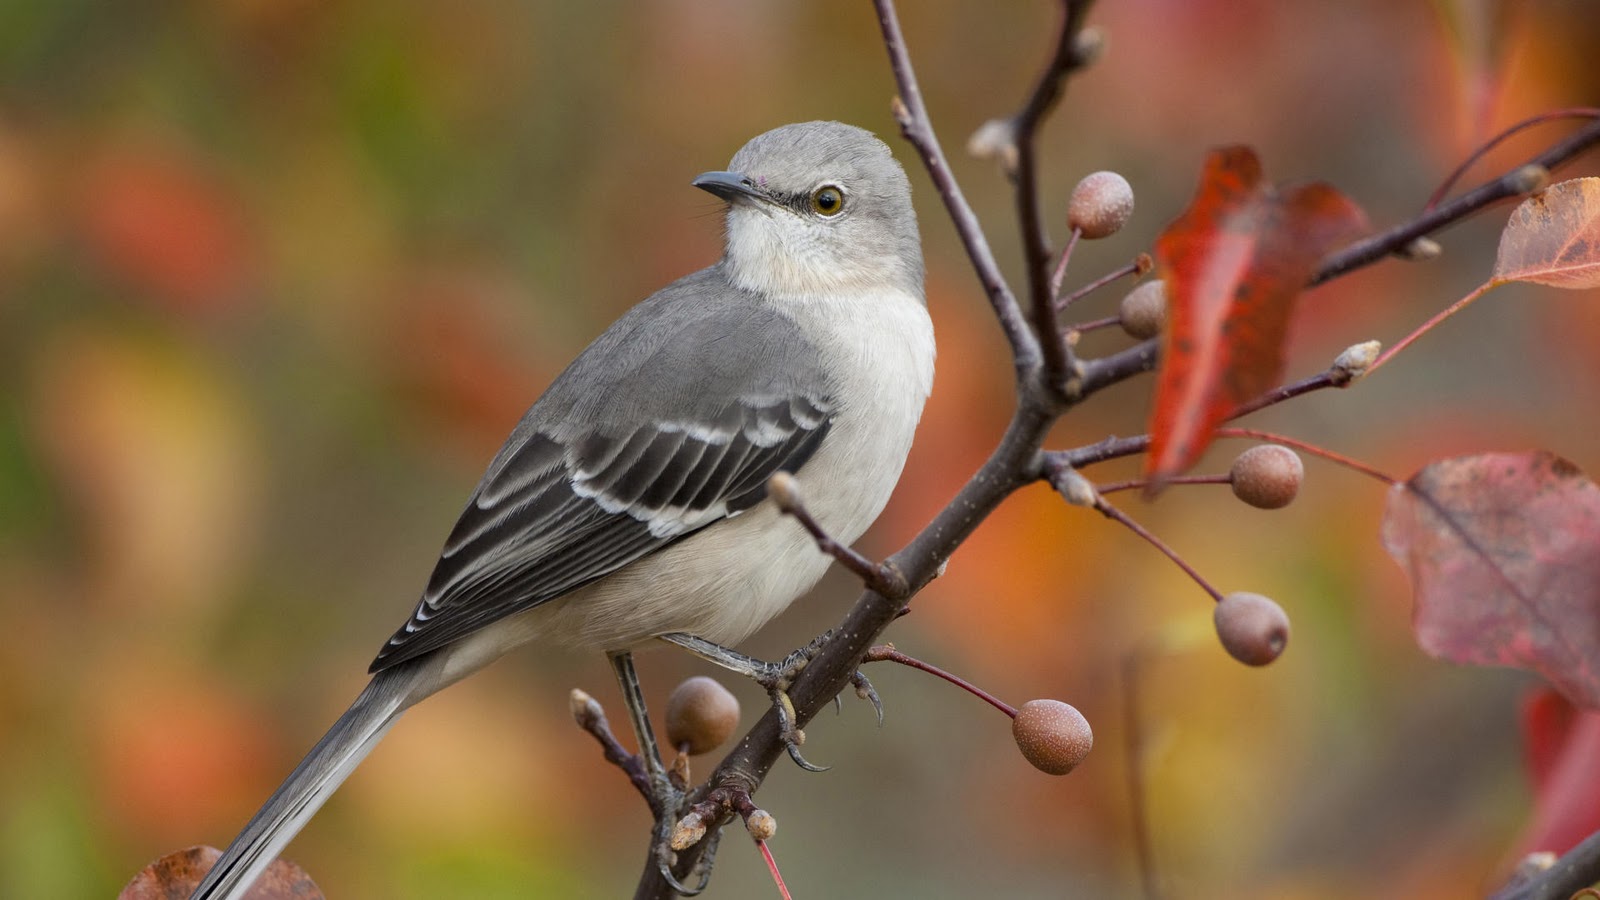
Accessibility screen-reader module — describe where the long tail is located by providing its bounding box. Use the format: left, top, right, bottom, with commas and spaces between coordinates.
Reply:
192, 660, 431, 900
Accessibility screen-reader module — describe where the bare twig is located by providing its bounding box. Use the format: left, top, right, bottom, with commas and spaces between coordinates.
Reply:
569, 689, 653, 802
862, 644, 1018, 717
1058, 256, 1148, 311
1489, 830, 1600, 900
1312, 116, 1600, 285
874, 0, 1038, 371
1213, 427, 1396, 485
1088, 495, 1223, 603
1010, 0, 1099, 389
1424, 108, 1600, 211
769, 472, 909, 598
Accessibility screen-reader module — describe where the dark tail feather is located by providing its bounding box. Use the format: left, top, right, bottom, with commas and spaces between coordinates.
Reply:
191, 661, 429, 900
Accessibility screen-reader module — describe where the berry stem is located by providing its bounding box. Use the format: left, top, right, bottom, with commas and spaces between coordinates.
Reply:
1096, 473, 1230, 495
1213, 427, 1395, 485
757, 840, 794, 900
1048, 228, 1082, 300
862, 645, 1018, 717
1057, 253, 1143, 310
1366, 281, 1495, 377
1092, 496, 1224, 603
1065, 314, 1122, 336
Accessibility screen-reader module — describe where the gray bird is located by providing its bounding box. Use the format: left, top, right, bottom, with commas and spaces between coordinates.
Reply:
192, 120, 934, 899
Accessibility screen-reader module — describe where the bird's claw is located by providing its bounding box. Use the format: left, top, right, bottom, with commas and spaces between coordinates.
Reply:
850, 670, 884, 727
768, 683, 831, 772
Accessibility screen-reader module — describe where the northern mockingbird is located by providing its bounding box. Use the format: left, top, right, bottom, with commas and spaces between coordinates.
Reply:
192, 120, 934, 899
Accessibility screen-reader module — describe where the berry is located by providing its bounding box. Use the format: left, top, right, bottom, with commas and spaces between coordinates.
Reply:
1119, 279, 1167, 339
1067, 170, 1134, 239
1229, 444, 1304, 510
665, 676, 741, 755
1012, 699, 1093, 775
1214, 592, 1290, 666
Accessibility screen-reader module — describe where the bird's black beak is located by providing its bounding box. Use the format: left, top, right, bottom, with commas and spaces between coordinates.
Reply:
692, 170, 767, 204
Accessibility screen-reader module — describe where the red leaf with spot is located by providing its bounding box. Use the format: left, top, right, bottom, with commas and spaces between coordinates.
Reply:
1144, 146, 1366, 484
1493, 177, 1600, 289
1381, 451, 1600, 708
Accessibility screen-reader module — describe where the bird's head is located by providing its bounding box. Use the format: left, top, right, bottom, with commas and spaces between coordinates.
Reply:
694, 121, 923, 301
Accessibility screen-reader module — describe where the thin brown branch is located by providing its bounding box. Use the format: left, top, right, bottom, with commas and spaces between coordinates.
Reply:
1059, 256, 1147, 311
1312, 116, 1600, 285
873, 0, 1039, 371
1011, 0, 1098, 389
862, 645, 1018, 717
769, 473, 909, 598
568, 689, 653, 802
1490, 830, 1600, 900
1424, 108, 1600, 211
1089, 495, 1224, 603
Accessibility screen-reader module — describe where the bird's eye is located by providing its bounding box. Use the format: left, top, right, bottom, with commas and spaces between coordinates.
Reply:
810, 185, 845, 217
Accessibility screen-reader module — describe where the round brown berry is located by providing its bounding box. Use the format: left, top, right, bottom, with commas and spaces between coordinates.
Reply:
1229, 444, 1304, 510
1214, 592, 1290, 666
1119, 279, 1167, 339
1012, 699, 1093, 775
1067, 171, 1134, 239
665, 676, 740, 755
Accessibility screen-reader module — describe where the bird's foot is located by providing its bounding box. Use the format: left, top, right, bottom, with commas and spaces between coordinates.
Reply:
660, 630, 883, 771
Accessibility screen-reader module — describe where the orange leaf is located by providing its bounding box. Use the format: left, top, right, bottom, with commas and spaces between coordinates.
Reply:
1145, 146, 1366, 484
1493, 177, 1600, 289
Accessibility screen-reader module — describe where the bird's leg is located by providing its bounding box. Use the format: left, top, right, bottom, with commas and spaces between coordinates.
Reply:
611, 650, 722, 893
608, 651, 720, 895
657, 631, 884, 772
608, 651, 677, 804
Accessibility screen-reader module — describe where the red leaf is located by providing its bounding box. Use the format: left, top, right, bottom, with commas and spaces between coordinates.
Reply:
1145, 146, 1366, 484
1380, 451, 1600, 708
1518, 686, 1600, 855
1492, 177, 1600, 289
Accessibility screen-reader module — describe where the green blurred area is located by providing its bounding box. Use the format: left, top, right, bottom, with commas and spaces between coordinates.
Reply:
2, 1, 1599, 898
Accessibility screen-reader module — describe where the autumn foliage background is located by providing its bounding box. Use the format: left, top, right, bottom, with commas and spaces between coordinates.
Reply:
4, 1, 1600, 898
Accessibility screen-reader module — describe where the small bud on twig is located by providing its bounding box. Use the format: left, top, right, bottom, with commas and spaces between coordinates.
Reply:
1070, 27, 1105, 67
967, 118, 1020, 175
569, 688, 598, 726
767, 471, 801, 514
671, 811, 708, 851
1053, 468, 1099, 507
1508, 163, 1550, 195
1331, 339, 1381, 384
744, 808, 778, 842
1397, 236, 1441, 261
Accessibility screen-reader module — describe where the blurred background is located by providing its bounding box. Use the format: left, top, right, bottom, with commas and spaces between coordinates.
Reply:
3, 0, 1599, 897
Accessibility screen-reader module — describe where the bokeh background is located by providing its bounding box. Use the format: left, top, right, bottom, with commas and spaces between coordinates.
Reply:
3, 0, 1599, 897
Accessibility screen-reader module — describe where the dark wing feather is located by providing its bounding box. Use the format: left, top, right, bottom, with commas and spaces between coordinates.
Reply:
367, 266, 839, 672
370, 398, 834, 671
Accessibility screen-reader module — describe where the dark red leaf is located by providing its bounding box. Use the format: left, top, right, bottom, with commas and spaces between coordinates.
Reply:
1145, 146, 1366, 484
1518, 686, 1600, 855
1380, 451, 1600, 708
